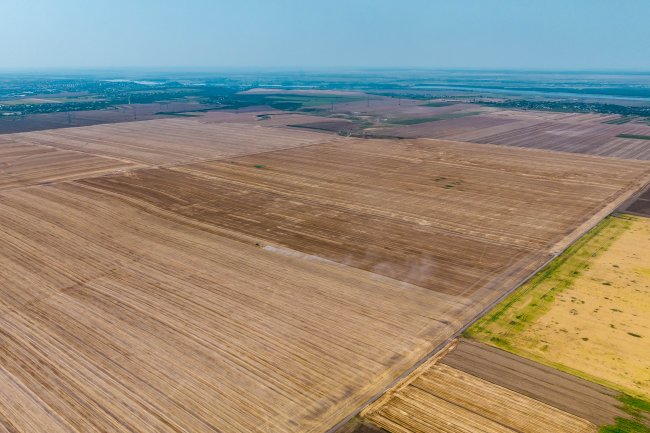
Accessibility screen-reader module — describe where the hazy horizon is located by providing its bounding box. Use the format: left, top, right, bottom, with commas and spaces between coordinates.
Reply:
3, 0, 650, 71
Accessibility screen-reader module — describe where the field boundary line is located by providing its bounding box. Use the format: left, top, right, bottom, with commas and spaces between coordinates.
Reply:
360, 339, 458, 419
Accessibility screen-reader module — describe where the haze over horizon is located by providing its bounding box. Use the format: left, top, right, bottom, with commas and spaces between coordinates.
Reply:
2, 0, 650, 72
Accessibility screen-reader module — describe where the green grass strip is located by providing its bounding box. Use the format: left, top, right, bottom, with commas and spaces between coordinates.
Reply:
618, 133, 650, 140
389, 111, 481, 125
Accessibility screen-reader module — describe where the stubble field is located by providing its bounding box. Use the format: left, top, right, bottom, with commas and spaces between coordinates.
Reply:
1, 116, 650, 432
362, 342, 597, 433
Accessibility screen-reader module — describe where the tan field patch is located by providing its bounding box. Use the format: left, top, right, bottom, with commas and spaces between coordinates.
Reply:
80, 138, 650, 298
0, 139, 138, 190
8, 117, 337, 166
363, 358, 596, 433
468, 215, 650, 399
0, 182, 469, 433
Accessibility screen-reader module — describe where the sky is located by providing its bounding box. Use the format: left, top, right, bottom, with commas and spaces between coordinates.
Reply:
2, 0, 650, 71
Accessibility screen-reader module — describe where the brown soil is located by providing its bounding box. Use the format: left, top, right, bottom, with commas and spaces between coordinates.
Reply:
441, 339, 626, 426
0, 181, 468, 433
0, 140, 139, 190
619, 181, 650, 217
81, 137, 650, 298
333, 417, 389, 433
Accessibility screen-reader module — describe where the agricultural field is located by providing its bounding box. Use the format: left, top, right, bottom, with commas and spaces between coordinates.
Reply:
467, 214, 650, 400
8, 117, 336, 166
362, 343, 597, 433
353, 339, 649, 433
619, 182, 650, 217
0, 102, 216, 134
79, 137, 650, 298
441, 340, 628, 427
0, 181, 472, 433
368, 108, 650, 160
1, 116, 650, 433
0, 138, 138, 190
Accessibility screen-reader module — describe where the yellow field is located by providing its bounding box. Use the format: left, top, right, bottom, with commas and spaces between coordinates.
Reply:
468, 214, 650, 399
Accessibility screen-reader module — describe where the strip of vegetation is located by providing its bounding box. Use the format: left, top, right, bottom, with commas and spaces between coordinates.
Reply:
599, 395, 650, 432
603, 116, 637, 124
421, 101, 456, 107
618, 134, 650, 141
0, 100, 114, 115
155, 111, 200, 117
217, 93, 362, 111
367, 91, 445, 100
390, 111, 481, 125
479, 99, 650, 118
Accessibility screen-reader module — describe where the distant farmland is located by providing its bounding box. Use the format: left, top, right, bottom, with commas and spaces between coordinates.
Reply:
0, 116, 649, 432
368, 109, 650, 160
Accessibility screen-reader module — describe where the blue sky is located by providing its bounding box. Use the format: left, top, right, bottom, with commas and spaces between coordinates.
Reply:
2, 0, 649, 71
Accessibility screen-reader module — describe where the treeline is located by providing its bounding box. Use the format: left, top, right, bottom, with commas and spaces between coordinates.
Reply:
479, 99, 650, 117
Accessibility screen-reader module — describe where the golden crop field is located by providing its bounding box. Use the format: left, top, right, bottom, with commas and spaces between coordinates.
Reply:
467, 214, 650, 399
1, 117, 649, 432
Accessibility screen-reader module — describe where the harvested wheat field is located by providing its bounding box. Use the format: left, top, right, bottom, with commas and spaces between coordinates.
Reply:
1, 118, 650, 433
0, 139, 138, 190
362, 346, 597, 433
0, 182, 471, 433
9, 117, 336, 166
468, 214, 650, 399
81, 138, 650, 299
